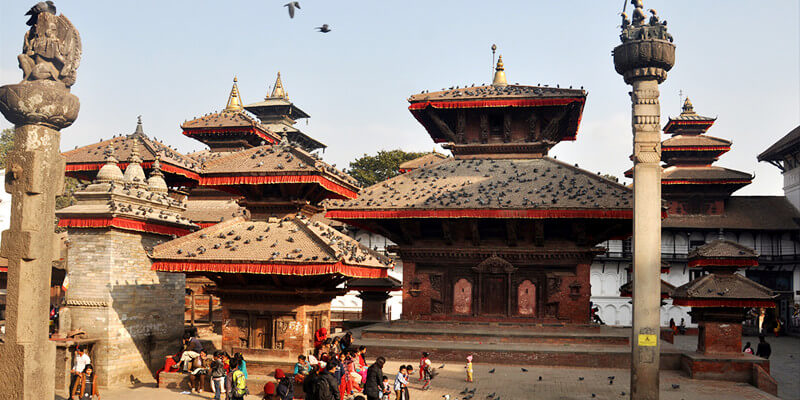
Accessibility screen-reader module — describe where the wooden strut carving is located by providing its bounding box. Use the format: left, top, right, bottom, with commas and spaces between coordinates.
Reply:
540, 108, 569, 142
426, 108, 458, 143
479, 114, 489, 143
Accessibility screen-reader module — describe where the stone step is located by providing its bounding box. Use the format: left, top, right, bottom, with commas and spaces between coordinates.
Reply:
362, 325, 629, 345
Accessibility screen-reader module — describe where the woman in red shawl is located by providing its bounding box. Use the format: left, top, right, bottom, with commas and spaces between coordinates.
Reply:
314, 327, 328, 356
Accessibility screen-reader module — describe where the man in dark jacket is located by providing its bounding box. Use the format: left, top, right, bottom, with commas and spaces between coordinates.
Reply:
313, 362, 340, 400
363, 357, 386, 400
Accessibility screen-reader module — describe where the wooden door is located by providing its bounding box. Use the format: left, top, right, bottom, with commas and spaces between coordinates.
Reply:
481, 276, 506, 315
253, 317, 273, 349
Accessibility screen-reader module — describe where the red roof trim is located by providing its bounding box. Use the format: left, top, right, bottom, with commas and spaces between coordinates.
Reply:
196, 222, 218, 228
326, 209, 632, 220
672, 299, 775, 308
687, 258, 759, 268
58, 217, 193, 237
65, 162, 201, 181
408, 97, 584, 110
151, 261, 387, 279
200, 175, 358, 199
662, 146, 730, 152
0, 267, 7, 273
182, 127, 279, 144
661, 179, 752, 185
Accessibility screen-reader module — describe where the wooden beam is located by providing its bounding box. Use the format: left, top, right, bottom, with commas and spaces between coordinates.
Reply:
398, 221, 415, 245
470, 221, 481, 246
526, 113, 539, 142
426, 109, 458, 142
456, 110, 466, 142
442, 221, 453, 245
503, 112, 512, 143
479, 114, 489, 143
534, 220, 544, 247
506, 220, 518, 246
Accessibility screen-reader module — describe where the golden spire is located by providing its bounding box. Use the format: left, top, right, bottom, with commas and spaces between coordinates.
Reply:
270, 72, 288, 99
492, 55, 507, 87
225, 76, 244, 111
681, 97, 695, 115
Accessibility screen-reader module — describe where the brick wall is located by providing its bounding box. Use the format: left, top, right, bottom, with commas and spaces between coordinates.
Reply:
65, 229, 184, 387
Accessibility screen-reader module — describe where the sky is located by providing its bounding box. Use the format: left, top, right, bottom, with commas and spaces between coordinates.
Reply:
0, 1, 798, 195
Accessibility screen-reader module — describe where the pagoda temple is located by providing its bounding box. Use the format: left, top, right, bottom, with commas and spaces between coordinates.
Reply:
327, 57, 633, 323
149, 80, 390, 358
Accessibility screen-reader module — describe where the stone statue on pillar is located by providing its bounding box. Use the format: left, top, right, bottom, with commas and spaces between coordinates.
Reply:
0, 2, 80, 399
613, 1, 674, 399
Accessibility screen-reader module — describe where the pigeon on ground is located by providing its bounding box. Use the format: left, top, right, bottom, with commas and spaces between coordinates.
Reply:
579, 377, 584, 381
316, 24, 331, 33
443, 396, 450, 400
468, 388, 476, 394
487, 392, 495, 398
439, 364, 445, 369
488, 368, 495, 373
521, 368, 528, 372
460, 388, 468, 395
608, 376, 615, 380
538, 376, 542, 381
591, 394, 596, 398
284, 2, 300, 18
671, 384, 680, 389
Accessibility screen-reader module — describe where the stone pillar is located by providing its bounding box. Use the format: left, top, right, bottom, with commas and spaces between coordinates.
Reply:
613, 4, 675, 399
0, 8, 82, 399
358, 291, 391, 321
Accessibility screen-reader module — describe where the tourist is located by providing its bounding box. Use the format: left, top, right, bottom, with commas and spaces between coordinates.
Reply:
316, 362, 341, 400
188, 349, 208, 393
393, 365, 408, 400
465, 355, 473, 383
340, 332, 353, 352
302, 364, 319, 400
227, 358, 249, 400
356, 346, 368, 384
678, 318, 687, 335
314, 327, 329, 356
418, 352, 429, 381
210, 351, 227, 400
756, 335, 772, 359
591, 306, 604, 325
275, 368, 294, 400
294, 355, 310, 383
743, 342, 753, 354
71, 363, 99, 400
363, 356, 386, 400
179, 332, 204, 371
69, 345, 91, 396
336, 353, 351, 400
380, 375, 391, 400
233, 352, 248, 379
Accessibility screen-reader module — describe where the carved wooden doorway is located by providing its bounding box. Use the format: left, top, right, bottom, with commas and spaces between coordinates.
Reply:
481, 275, 507, 315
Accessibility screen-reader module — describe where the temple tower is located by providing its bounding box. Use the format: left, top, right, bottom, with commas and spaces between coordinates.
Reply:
56, 148, 196, 386
613, 1, 675, 398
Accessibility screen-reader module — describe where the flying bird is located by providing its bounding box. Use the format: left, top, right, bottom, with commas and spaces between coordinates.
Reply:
316, 24, 331, 33
25, 1, 56, 26
284, 2, 300, 18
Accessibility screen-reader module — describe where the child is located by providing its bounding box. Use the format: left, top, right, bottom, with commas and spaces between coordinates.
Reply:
227, 359, 248, 400
394, 365, 408, 400
71, 363, 99, 400
381, 375, 391, 400
465, 355, 473, 383
418, 352, 428, 381
421, 355, 432, 390
404, 365, 414, 400
210, 351, 226, 400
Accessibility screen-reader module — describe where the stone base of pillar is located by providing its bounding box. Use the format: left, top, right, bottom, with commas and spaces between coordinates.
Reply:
359, 292, 391, 321
0, 341, 56, 400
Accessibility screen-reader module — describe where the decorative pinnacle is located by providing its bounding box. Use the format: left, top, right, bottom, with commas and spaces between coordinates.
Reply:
104, 144, 118, 164
151, 155, 164, 177
270, 72, 288, 99
225, 76, 244, 111
681, 97, 695, 115
492, 55, 507, 87
133, 115, 145, 136
129, 138, 142, 164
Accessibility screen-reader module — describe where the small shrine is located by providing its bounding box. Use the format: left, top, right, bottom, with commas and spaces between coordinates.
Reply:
672, 239, 776, 354
345, 276, 403, 321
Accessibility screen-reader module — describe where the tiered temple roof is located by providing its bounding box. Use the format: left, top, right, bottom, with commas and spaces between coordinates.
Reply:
64, 117, 201, 186
245, 72, 326, 152
758, 125, 800, 170
398, 152, 449, 173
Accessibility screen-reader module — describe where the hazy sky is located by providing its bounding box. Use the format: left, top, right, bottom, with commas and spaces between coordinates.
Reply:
1, 1, 798, 194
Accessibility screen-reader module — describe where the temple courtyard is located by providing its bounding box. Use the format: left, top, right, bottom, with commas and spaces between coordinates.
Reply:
54, 335, 800, 400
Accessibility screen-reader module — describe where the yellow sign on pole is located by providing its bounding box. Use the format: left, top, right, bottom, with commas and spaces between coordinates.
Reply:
638, 334, 657, 346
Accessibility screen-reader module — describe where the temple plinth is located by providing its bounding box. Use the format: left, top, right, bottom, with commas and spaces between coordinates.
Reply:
327, 55, 632, 323
613, 2, 676, 398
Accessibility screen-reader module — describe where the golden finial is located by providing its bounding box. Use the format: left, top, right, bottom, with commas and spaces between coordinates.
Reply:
492, 55, 507, 87
225, 76, 244, 111
270, 72, 288, 99
681, 97, 695, 115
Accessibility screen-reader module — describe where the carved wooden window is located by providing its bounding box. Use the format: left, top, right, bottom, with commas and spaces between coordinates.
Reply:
453, 278, 472, 315
517, 280, 536, 316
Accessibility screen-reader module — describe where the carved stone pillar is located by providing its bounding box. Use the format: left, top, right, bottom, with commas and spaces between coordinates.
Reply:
613, 3, 675, 399
0, 8, 81, 399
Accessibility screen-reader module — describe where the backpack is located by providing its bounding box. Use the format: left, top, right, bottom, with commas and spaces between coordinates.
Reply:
232, 370, 249, 397
277, 377, 294, 400
314, 374, 335, 400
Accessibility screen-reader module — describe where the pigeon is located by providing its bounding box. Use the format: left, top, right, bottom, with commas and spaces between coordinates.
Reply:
25, 1, 56, 26
439, 364, 445, 369
487, 393, 495, 398
671, 384, 680, 389
443, 396, 450, 400
316, 24, 331, 33
591, 394, 596, 398
521, 368, 528, 372
488, 368, 495, 373
468, 388, 476, 394
460, 388, 468, 395
538, 376, 542, 381
284, 2, 300, 18
579, 377, 584, 381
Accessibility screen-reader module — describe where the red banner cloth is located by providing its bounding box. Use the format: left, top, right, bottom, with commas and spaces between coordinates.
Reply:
152, 260, 387, 278
58, 217, 192, 237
